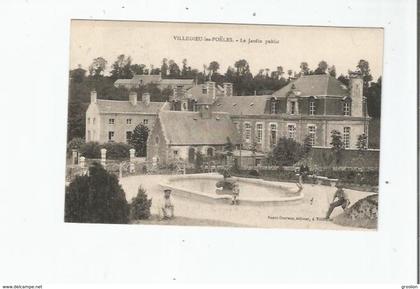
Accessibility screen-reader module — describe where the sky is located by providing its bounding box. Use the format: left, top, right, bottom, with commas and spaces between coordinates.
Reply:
70, 20, 384, 80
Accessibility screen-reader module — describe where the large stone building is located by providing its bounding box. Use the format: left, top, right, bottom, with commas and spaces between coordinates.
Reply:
85, 91, 166, 143
86, 74, 369, 163
211, 74, 369, 152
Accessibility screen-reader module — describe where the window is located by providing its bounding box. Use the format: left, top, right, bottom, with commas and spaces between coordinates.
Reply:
155, 136, 159, 144
126, 118, 132, 125
126, 131, 132, 142
270, 100, 277, 114
308, 125, 316, 146
290, 101, 296, 114
87, 118, 90, 125
270, 123, 277, 146
207, 147, 214, 157
108, 131, 114, 141
287, 124, 296, 140
343, 101, 351, 116
202, 88, 207, 94
256, 123, 263, 144
109, 118, 115, 125
92, 130, 96, 141
244, 123, 251, 142
93, 118, 96, 125
87, 130, 91, 141
343, 127, 351, 148
173, 150, 178, 155
143, 119, 149, 125
309, 100, 315, 115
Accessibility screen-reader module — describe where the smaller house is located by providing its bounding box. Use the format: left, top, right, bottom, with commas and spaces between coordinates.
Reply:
114, 74, 194, 90
147, 108, 240, 164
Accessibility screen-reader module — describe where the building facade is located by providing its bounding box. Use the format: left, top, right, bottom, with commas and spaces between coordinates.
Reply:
211, 74, 369, 152
85, 91, 166, 143
85, 74, 369, 162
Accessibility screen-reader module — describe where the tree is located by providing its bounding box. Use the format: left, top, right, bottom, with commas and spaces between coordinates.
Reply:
299, 62, 310, 75
161, 58, 168, 77
356, 133, 368, 150
129, 124, 149, 157
277, 66, 284, 78
129, 186, 152, 220
88, 57, 107, 77
337, 74, 349, 86
314, 60, 328, 74
181, 58, 189, 76
195, 151, 204, 172
250, 138, 258, 168
366, 76, 382, 118
234, 59, 250, 76
356, 59, 373, 93
330, 130, 344, 165
131, 63, 146, 75
287, 69, 293, 80
65, 162, 129, 224
270, 137, 303, 166
110, 54, 133, 80
208, 61, 220, 74
70, 65, 87, 83
328, 65, 336, 78
303, 134, 313, 156
168, 59, 181, 77
67, 137, 85, 153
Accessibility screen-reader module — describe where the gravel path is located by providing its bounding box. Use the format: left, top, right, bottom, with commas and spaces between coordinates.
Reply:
121, 174, 375, 230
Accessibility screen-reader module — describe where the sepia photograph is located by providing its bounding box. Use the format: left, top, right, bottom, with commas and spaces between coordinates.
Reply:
65, 20, 383, 230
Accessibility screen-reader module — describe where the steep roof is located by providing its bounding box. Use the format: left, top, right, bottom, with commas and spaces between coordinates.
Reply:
273, 74, 350, 97
160, 79, 194, 86
186, 83, 224, 101
212, 95, 271, 116
95, 99, 166, 114
158, 111, 240, 145
114, 74, 162, 86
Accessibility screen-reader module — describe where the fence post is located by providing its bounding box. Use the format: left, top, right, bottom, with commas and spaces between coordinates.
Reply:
129, 148, 135, 173
72, 149, 79, 165
79, 156, 85, 168
100, 148, 107, 167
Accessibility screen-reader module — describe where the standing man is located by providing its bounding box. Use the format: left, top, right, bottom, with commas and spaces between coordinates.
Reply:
159, 188, 175, 220
325, 183, 350, 219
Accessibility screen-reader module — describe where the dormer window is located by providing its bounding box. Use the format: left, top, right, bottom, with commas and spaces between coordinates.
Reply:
309, 99, 316, 115
202, 87, 207, 94
343, 100, 351, 116
271, 101, 276, 114
290, 101, 296, 114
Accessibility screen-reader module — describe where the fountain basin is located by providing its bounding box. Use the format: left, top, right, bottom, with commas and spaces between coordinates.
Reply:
160, 174, 304, 205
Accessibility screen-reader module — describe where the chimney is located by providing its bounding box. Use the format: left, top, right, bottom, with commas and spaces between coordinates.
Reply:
349, 74, 363, 117
90, 90, 97, 104
206, 81, 216, 98
142, 92, 150, 106
129, 91, 137, 106
223, 82, 233, 97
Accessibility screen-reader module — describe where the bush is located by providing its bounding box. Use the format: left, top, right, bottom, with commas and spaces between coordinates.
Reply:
130, 186, 152, 220
102, 142, 132, 160
67, 137, 85, 153
80, 141, 101, 159
270, 137, 304, 166
249, 169, 260, 177
65, 162, 129, 224
129, 124, 149, 157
